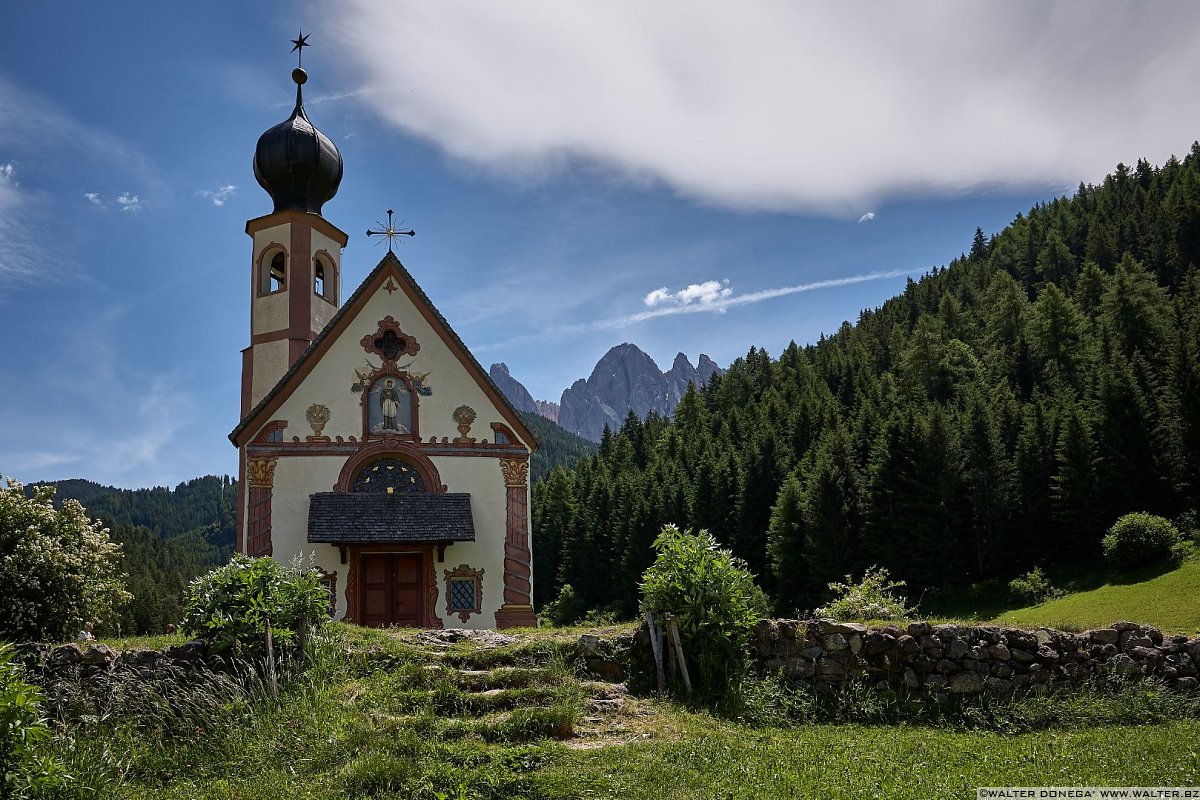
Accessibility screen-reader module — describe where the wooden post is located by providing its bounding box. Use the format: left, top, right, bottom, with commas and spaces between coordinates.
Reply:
264, 617, 278, 701
645, 609, 667, 694
664, 613, 693, 695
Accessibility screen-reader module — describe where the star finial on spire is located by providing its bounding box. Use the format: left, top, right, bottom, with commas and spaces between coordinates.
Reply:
290, 30, 310, 67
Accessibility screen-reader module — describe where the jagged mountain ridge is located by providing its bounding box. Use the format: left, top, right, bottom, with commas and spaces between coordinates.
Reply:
490, 344, 722, 442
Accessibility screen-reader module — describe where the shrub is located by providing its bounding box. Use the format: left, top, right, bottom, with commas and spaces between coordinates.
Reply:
1102, 512, 1182, 568
538, 584, 586, 627
1008, 566, 1063, 605
0, 478, 130, 642
640, 525, 768, 701
181, 554, 329, 662
815, 566, 915, 621
0, 645, 63, 799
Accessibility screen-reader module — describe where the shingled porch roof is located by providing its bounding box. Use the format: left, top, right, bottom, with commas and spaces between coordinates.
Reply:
307, 492, 476, 544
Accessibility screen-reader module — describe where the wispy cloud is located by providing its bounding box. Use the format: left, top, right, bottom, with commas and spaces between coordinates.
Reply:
614, 269, 914, 328
644, 279, 732, 309
331, 2, 1200, 214
82, 191, 146, 212
472, 267, 917, 353
116, 192, 143, 212
858, 212, 876, 223
0, 163, 43, 284
0, 302, 196, 486
195, 184, 236, 207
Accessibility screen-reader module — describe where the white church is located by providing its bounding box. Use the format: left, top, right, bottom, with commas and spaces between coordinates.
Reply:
227, 54, 539, 629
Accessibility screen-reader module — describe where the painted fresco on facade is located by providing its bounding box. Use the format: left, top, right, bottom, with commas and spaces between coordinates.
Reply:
368, 377, 413, 434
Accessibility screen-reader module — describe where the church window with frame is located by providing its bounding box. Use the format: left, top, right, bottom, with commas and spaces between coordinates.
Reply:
443, 564, 484, 622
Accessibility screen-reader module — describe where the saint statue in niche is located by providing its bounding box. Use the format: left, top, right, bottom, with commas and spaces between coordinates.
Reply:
368, 376, 412, 434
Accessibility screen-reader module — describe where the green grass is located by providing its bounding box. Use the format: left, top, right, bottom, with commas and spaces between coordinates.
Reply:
993, 556, 1200, 634
39, 621, 1200, 799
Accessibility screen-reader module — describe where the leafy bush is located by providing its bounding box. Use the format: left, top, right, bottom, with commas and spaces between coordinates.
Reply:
538, 584, 586, 627
0, 478, 130, 641
815, 566, 915, 621
1102, 512, 1182, 568
181, 554, 329, 661
640, 525, 767, 701
0, 645, 63, 799
1007, 566, 1063, 605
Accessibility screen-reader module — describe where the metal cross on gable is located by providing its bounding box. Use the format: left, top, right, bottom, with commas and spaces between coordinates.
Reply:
366, 210, 415, 253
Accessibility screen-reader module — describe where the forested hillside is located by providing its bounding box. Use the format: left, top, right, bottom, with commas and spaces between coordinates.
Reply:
533, 149, 1200, 616
29, 476, 237, 634
519, 411, 598, 483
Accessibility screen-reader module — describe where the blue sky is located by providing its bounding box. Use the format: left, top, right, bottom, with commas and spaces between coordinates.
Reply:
3, 2, 1199, 489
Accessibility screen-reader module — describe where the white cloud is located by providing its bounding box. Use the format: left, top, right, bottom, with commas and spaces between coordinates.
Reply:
83, 191, 103, 206
473, 267, 916, 353
328, 1, 1200, 215
195, 184, 236, 207
115, 192, 143, 212
858, 212, 876, 223
644, 279, 732, 309
0, 162, 14, 186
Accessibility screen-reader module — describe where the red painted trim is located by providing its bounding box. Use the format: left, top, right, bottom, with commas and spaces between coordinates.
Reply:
332, 438, 447, 493
288, 224, 313, 368
288, 338, 308, 364
251, 420, 289, 444
247, 486, 273, 556
490, 422, 519, 445
252, 329, 321, 346
245, 440, 528, 459
235, 451, 246, 554
246, 210, 349, 247
240, 347, 254, 420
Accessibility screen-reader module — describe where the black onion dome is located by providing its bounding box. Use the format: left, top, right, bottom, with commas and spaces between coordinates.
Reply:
253, 68, 343, 215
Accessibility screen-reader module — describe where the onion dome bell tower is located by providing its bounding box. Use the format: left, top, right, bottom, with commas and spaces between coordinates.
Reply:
253, 65, 343, 214
241, 32, 349, 417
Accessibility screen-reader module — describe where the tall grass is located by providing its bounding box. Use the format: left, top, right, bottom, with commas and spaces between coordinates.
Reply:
736, 671, 1200, 733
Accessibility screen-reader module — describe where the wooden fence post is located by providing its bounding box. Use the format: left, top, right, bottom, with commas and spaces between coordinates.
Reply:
645, 609, 667, 694
264, 616, 279, 701
664, 613, 693, 695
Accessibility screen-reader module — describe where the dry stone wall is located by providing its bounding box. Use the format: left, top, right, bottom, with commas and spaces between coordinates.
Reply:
747, 619, 1200, 693
16, 640, 211, 685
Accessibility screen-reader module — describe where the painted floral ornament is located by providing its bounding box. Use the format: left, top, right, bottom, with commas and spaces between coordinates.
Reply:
453, 405, 477, 442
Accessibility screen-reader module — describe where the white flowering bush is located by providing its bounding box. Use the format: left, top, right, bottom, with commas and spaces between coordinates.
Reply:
815, 566, 916, 622
0, 478, 130, 642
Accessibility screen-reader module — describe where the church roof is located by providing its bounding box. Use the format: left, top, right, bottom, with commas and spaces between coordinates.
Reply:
229, 251, 539, 451
307, 491, 475, 544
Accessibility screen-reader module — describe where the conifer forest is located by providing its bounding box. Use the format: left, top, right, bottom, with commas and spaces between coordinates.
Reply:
533, 150, 1200, 617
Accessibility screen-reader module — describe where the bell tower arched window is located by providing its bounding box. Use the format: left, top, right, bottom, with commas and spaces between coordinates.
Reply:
314, 253, 337, 304
260, 250, 286, 295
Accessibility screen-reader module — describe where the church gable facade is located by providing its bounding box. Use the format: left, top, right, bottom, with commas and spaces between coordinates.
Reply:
229, 57, 537, 630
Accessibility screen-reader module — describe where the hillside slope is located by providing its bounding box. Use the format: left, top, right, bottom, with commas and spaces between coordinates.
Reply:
993, 557, 1200, 634
534, 147, 1200, 616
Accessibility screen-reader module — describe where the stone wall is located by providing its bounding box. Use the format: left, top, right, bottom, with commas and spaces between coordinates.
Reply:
746, 619, 1200, 693
16, 640, 211, 686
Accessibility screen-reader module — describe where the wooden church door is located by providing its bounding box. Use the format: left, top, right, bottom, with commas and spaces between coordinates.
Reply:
360, 554, 423, 627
